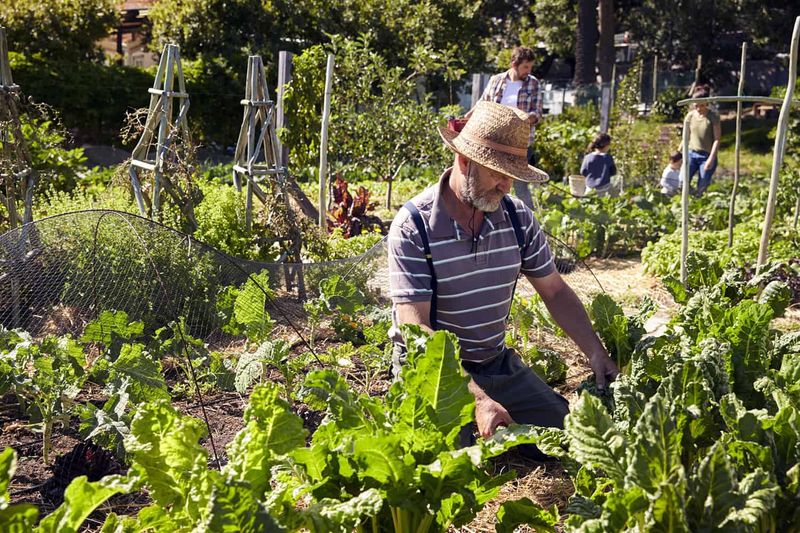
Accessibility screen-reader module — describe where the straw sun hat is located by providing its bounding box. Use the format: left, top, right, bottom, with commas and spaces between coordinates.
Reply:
438, 101, 549, 183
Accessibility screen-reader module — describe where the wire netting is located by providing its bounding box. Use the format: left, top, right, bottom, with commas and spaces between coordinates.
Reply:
0, 209, 602, 339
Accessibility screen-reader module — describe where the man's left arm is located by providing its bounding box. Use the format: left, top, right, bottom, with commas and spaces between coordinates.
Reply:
526, 271, 619, 388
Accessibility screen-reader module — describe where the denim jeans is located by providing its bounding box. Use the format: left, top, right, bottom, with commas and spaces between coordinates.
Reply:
687, 150, 717, 195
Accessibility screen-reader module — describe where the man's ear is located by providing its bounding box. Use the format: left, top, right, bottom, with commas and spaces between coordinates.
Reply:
456, 153, 470, 172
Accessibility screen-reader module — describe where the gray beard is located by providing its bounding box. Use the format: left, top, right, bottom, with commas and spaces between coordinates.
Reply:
460, 167, 502, 212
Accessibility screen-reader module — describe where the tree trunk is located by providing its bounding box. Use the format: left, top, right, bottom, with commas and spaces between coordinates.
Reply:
597, 0, 614, 83
574, 0, 599, 86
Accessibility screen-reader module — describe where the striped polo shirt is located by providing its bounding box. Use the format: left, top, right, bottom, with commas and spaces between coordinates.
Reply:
388, 168, 555, 363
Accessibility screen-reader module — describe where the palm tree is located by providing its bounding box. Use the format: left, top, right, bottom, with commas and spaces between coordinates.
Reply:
598, 0, 615, 83
573, 0, 598, 86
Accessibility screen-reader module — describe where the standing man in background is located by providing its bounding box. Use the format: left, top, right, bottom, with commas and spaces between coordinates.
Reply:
466, 46, 543, 208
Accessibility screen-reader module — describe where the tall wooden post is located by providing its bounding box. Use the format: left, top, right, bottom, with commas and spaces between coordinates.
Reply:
757, 16, 800, 273
728, 43, 747, 248
680, 113, 691, 284
276, 51, 293, 169
318, 54, 334, 229
652, 54, 658, 103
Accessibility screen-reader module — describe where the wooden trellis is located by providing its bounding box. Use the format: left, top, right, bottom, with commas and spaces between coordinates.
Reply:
232, 55, 284, 231
231, 55, 310, 296
129, 44, 191, 219
0, 26, 35, 229
676, 16, 800, 283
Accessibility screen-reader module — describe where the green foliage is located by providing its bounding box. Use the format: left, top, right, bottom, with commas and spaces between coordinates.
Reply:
193, 181, 282, 261
149, 0, 279, 62
563, 261, 800, 531
9, 52, 153, 143
282, 35, 450, 177
234, 340, 297, 398
534, 105, 597, 180
304, 275, 370, 346
0, 0, 117, 61
1, 334, 86, 463
217, 271, 275, 343
535, 183, 677, 258
0, 448, 39, 528
652, 87, 686, 122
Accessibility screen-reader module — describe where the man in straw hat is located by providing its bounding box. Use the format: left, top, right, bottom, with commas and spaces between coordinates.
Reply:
388, 101, 618, 456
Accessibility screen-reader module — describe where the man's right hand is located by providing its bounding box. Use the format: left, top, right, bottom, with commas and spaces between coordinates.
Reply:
475, 396, 515, 438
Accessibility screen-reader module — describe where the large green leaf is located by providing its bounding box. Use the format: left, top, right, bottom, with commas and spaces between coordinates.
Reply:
565, 393, 627, 483
626, 394, 684, 495
234, 272, 275, 343
399, 330, 473, 442
644, 481, 690, 533
686, 442, 740, 531
225, 383, 307, 497
124, 400, 213, 524
495, 498, 558, 533
303, 489, 383, 533
0, 448, 38, 529
302, 370, 381, 432
352, 435, 409, 484
721, 469, 779, 531
108, 343, 169, 404
203, 481, 283, 532
80, 310, 143, 358
37, 475, 136, 533
234, 340, 290, 394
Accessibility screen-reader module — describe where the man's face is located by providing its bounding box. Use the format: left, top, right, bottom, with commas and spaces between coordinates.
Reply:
513, 60, 534, 79
460, 161, 513, 212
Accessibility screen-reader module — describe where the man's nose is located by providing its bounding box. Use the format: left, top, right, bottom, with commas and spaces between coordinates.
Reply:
498, 176, 512, 194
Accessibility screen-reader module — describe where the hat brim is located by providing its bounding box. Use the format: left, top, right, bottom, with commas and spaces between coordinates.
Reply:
438, 125, 549, 184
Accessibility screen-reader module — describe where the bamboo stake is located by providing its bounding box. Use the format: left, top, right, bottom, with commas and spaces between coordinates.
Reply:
794, 194, 800, 229
680, 112, 691, 284
652, 54, 658, 103
245, 57, 257, 231
756, 16, 800, 273
728, 42, 747, 248
318, 54, 334, 229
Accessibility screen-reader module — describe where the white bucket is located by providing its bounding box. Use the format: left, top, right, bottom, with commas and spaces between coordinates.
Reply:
568, 175, 586, 196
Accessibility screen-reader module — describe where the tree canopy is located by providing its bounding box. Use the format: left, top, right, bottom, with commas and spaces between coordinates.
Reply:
0, 0, 117, 61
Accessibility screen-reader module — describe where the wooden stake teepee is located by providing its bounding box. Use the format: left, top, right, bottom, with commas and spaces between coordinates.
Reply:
0, 26, 35, 229
129, 44, 192, 221
232, 55, 284, 231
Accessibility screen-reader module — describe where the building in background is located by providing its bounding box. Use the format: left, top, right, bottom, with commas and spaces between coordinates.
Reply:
98, 1, 156, 67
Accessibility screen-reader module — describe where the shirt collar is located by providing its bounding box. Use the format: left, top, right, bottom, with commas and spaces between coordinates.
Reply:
429, 167, 509, 239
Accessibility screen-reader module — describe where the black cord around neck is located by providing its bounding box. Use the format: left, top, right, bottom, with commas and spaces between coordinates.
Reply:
469, 207, 478, 254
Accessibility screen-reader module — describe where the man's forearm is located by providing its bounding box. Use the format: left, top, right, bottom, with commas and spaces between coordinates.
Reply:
541, 284, 606, 358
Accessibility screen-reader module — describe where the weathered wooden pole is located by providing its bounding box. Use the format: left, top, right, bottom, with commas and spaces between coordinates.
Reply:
276, 51, 293, 169
652, 54, 658, 103
680, 112, 691, 284
728, 42, 747, 248
794, 195, 800, 229
318, 54, 334, 230
757, 16, 800, 273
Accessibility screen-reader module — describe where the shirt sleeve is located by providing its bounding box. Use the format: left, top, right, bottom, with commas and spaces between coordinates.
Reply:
480, 75, 497, 101
580, 155, 590, 176
518, 204, 555, 277
609, 156, 617, 176
387, 212, 434, 304
531, 77, 543, 119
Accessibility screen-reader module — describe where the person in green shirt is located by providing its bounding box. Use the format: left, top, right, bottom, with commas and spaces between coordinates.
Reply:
685, 84, 721, 196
